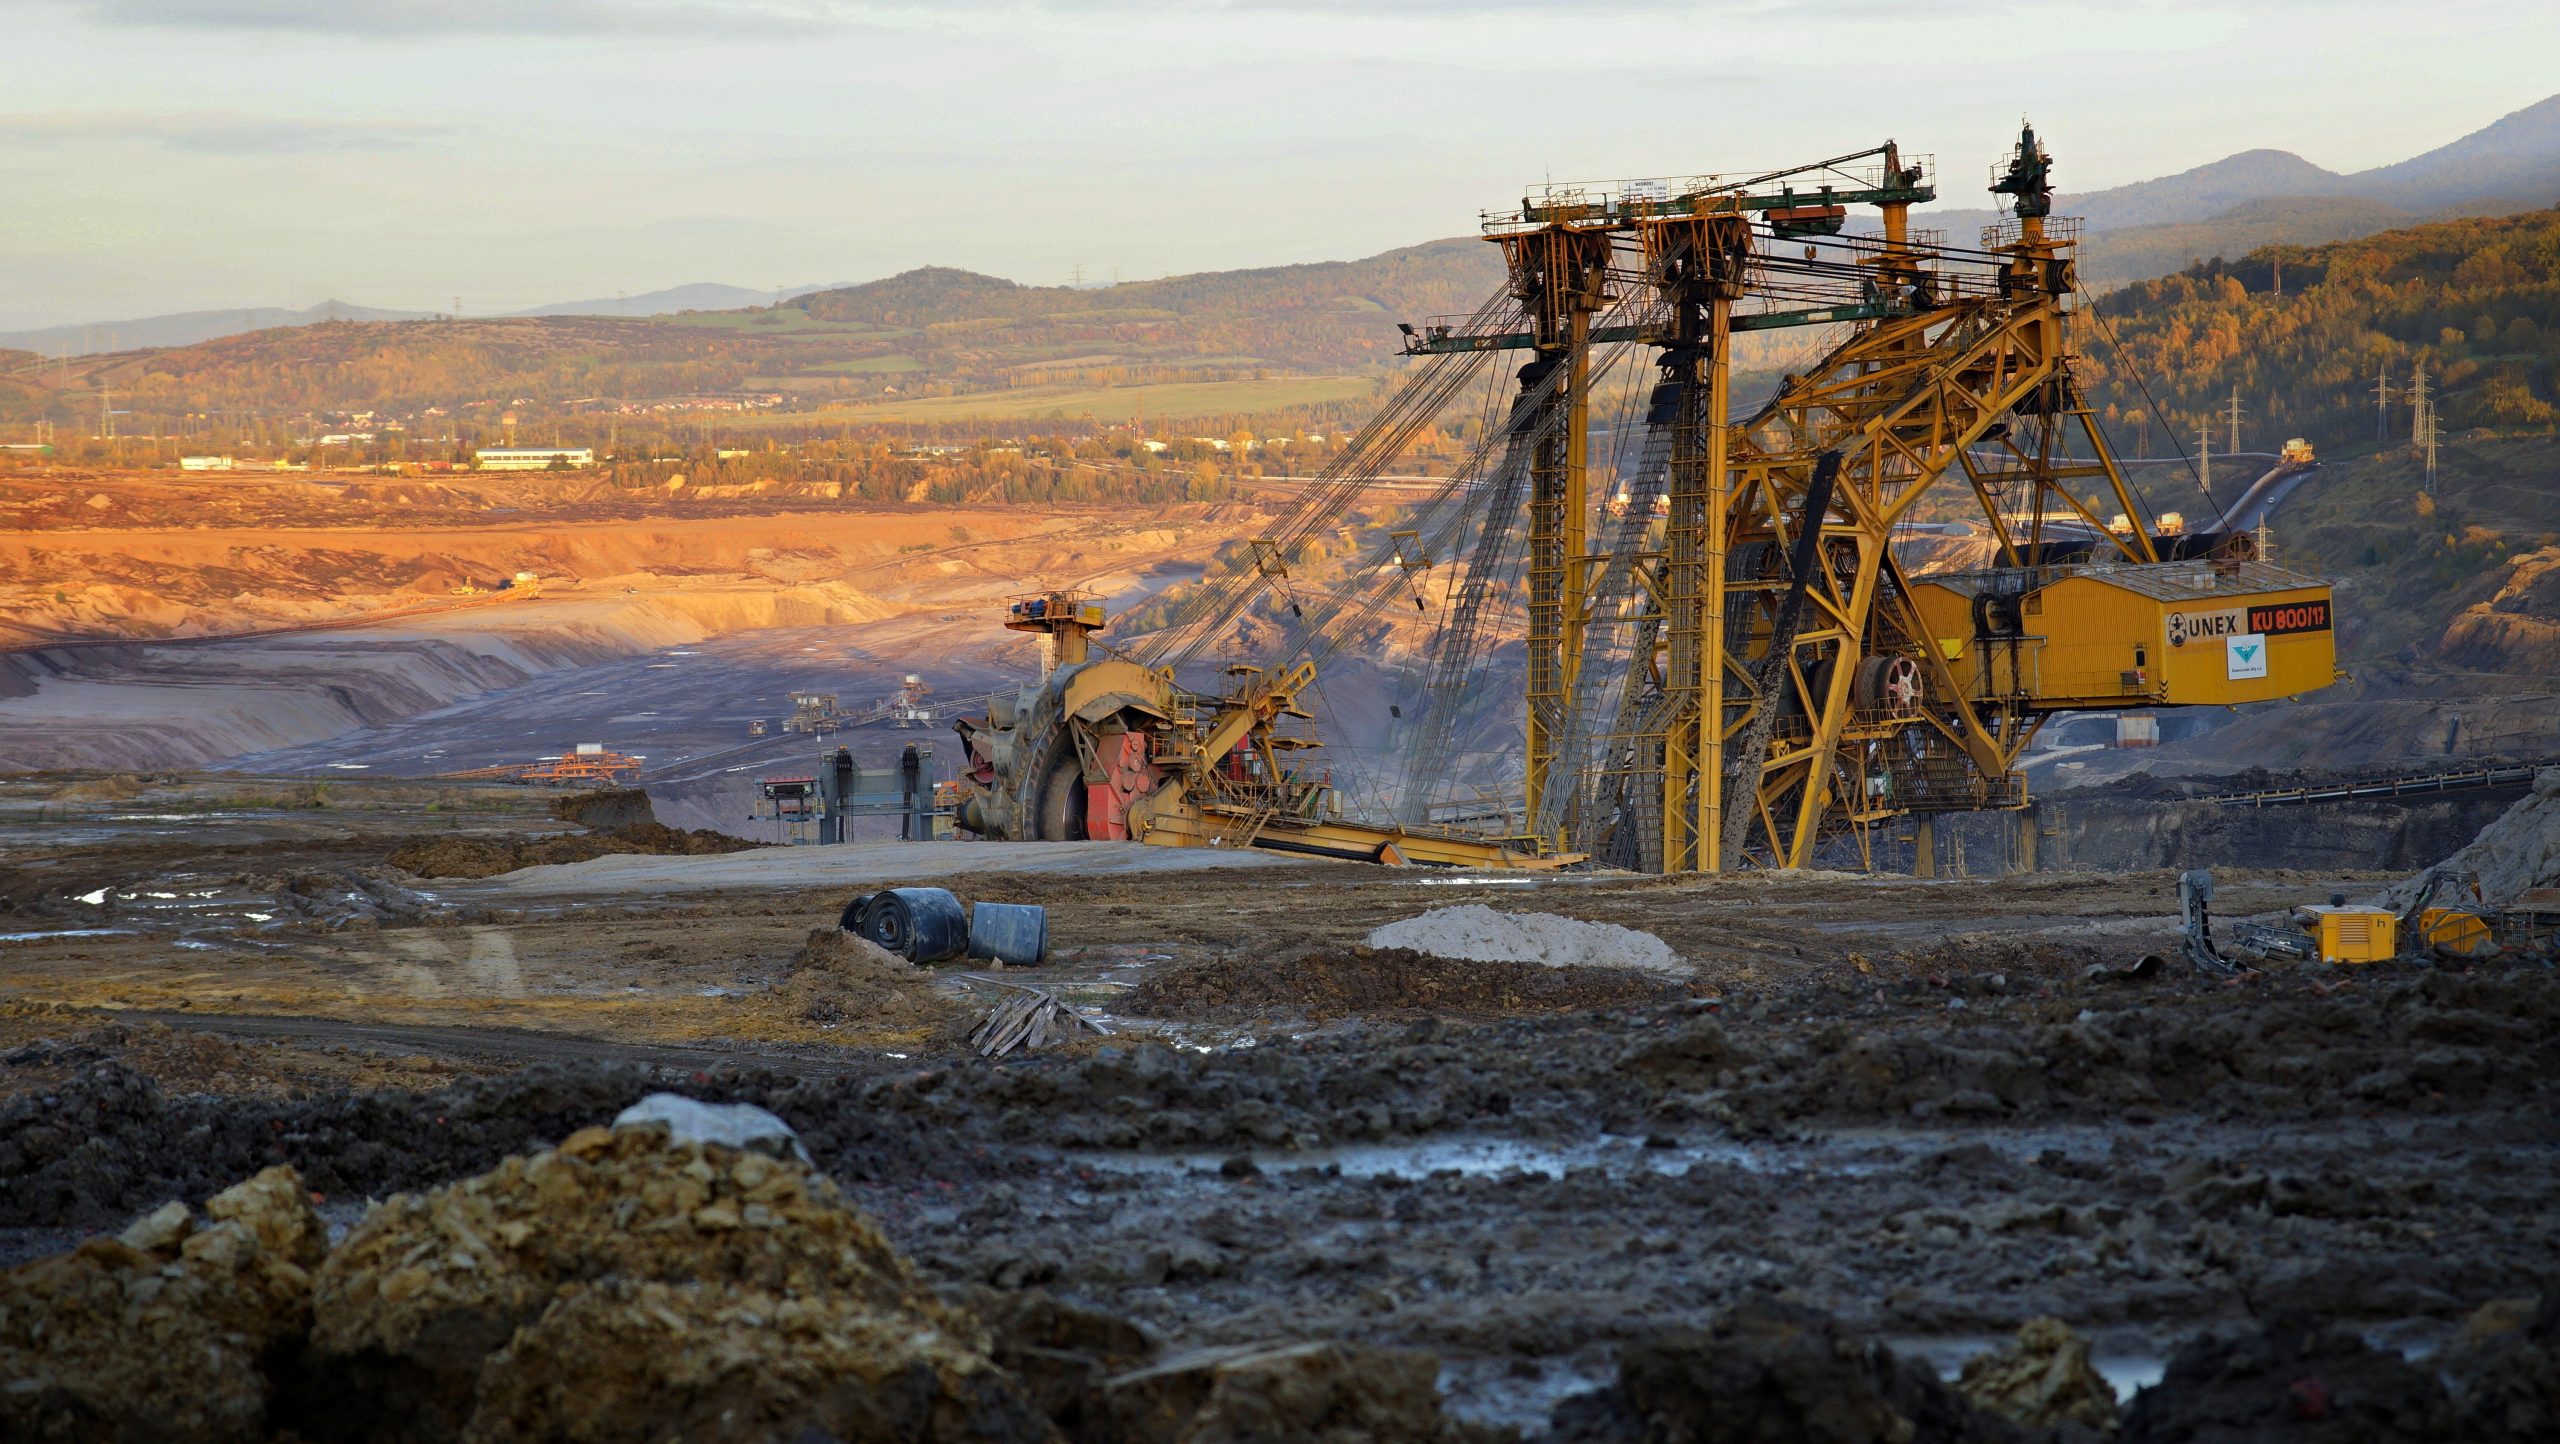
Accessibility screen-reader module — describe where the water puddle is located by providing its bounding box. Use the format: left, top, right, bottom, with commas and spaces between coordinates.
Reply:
1061, 1131, 1851, 1181
0, 928, 134, 944
1438, 1353, 1612, 1430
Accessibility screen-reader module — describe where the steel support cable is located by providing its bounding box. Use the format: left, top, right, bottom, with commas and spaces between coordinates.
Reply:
1278, 331, 1657, 820
1135, 345, 1479, 670
1144, 345, 1491, 674
2074, 283, 2206, 527
1394, 404, 1542, 821
1538, 329, 1674, 840
1370, 272, 1674, 822
1138, 289, 1520, 672
1374, 353, 1516, 818
1560, 399, 1681, 841
1258, 291, 1659, 688
1281, 357, 1520, 823
1421, 499, 1538, 819
1405, 237, 1684, 835
1164, 268, 1656, 826
1150, 349, 1487, 674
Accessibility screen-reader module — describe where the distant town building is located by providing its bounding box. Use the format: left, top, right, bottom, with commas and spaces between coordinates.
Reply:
180, 455, 236, 471
475, 447, 597, 471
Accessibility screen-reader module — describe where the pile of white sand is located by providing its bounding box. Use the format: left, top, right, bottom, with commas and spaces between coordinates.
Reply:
1366, 904, 1689, 975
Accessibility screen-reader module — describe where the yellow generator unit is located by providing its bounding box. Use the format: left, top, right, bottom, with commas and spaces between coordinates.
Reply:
2304, 905, 2397, 963
2415, 907, 2496, 958
1911, 559, 2335, 711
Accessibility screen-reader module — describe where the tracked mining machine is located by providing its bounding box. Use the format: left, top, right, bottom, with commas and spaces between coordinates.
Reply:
955, 124, 2342, 873
950, 591, 1569, 867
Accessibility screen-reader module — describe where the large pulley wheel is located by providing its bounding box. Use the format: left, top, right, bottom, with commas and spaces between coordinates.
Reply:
842, 886, 969, 964
1854, 655, 1923, 717
1036, 754, 1088, 841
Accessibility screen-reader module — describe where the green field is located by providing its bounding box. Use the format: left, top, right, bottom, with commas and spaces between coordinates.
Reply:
810, 355, 927, 375
818, 374, 1384, 423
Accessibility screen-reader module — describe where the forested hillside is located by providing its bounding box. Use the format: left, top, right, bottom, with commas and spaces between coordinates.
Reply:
0, 241, 1508, 426
2077, 206, 2560, 447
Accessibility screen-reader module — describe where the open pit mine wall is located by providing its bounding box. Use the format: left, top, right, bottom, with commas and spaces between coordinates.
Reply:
0, 588, 881, 772
2041, 792, 2520, 873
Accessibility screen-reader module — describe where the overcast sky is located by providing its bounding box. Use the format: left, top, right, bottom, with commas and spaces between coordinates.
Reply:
2, 0, 2553, 329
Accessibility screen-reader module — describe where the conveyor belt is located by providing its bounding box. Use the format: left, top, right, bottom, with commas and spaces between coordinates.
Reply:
2208, 761, 2552, 808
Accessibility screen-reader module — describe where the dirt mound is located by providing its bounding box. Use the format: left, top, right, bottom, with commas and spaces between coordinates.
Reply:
1546, 1299, 2036, 1443
1, 1164, 324, 1443
388, 821, 756, 879
2384, 765, 2560, 907
1366, 904, 1688, 974
5, 1125, 1054, 1443
5, 1118, 1454, 1444
548, 786, 655, 832
740, 927, 965, 1038
0, 1002, 487, 1099
2442, 546, 2560, 676
2119, 1320, 2460, 1442
957, 1285, 1159, 1440
302, 1123, 1045, 1444
1956, 1317, 2119, 1432
1125, 946, 1690, 1023
42, 772, 147, 803
1104, 1340, 1446, 1444
2438, 1290, 2560, 1441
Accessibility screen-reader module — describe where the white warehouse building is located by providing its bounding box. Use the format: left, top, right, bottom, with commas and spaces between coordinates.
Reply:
474, 447, 596, 471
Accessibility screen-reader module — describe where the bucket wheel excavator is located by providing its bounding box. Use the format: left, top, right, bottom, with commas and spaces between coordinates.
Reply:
950, 590, 1572, 867
952, 124, 2342, 874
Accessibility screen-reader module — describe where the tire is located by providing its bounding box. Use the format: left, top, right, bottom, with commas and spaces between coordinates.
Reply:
1036, 753, 1088, 841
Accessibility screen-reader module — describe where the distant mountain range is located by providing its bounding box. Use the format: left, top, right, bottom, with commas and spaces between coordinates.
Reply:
0, 282, 851, 355
7, 94, 2556, 363
0, 301, 432, 356
501, 281, 853, 320
1929, 94, 2560, 283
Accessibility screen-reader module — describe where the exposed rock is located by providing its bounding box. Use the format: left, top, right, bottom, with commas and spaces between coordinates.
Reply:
2439, 1289, 2560, 1443
461, 1276, 1047, 1444
0, 1165, 324, 1443
1957, 1317, 2119, 1432
2442, 546, 2560, 678
956, 1286, 1161, 1443
2118, 1320, 2457, 1443
2382, 765, 2560, 907
305, 1123, 1045, 1444
1104, 1340, 1445, 1444
1547, 1299, 2035, 1443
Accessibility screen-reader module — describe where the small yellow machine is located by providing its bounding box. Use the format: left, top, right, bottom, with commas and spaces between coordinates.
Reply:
2294, 905, 2397, 964
2412, 908, 2495, 958
2199, 865, 2513, 971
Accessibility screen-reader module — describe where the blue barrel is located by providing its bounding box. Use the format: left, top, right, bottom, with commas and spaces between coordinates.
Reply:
967, 901, 1049, 966
852, 886, 969, 964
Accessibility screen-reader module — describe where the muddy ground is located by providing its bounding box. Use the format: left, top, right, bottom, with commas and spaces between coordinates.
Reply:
2, 772, 2553, 1436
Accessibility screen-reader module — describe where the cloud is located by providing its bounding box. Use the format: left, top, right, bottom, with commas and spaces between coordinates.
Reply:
70, 0, 1710, 38
0, 111, 458, 154
75, 0, 866, 35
